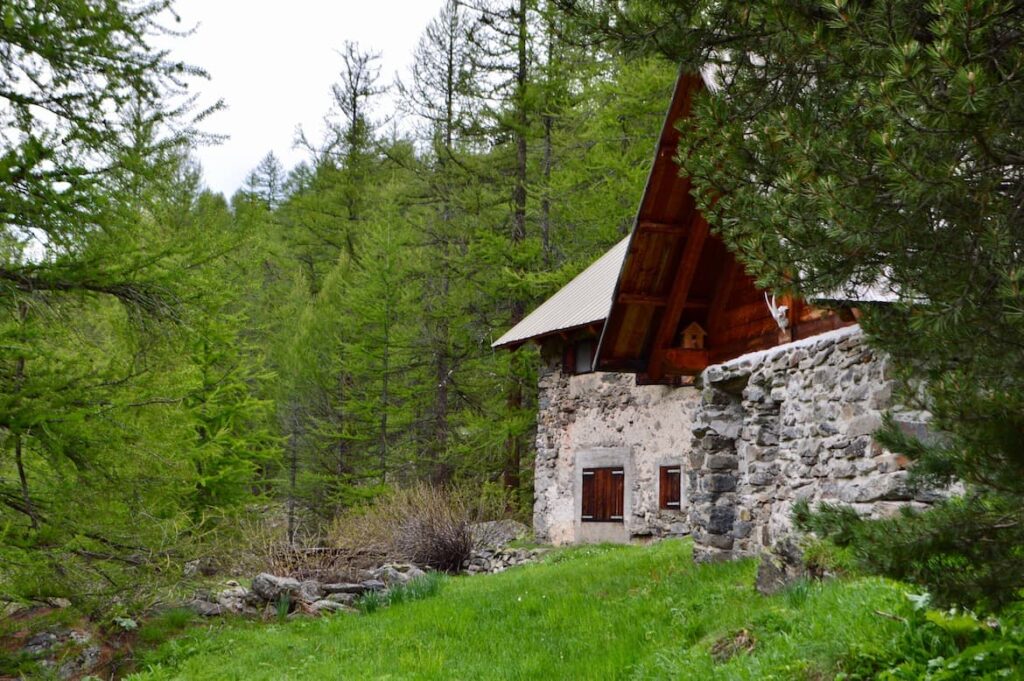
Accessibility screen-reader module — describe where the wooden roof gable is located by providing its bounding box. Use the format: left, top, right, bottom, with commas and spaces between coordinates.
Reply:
595, 71, 854, 383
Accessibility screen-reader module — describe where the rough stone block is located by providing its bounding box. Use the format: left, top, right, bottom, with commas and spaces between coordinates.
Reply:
704, 474, 737, 493
707, 506, 736, 534
706, 454, 739, 470
732, 521, 753, 538
847, 413, 882, 438
696, 531, 735, 550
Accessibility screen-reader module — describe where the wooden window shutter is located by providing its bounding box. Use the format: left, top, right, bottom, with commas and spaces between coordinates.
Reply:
582, 467, 624, 522
659, 466, 681, 510
610, 468, 624, 520
581, 469, 595, 520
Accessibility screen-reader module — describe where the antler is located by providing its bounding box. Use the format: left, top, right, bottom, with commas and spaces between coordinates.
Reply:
764, 292, 790, 331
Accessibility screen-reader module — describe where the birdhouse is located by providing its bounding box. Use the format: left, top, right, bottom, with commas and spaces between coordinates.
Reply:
681, 322, 707, 350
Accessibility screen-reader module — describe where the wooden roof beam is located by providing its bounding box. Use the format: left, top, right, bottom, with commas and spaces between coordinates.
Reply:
637, 221, 685, 234
646, 217, 711, 381
617, 293, 667, 306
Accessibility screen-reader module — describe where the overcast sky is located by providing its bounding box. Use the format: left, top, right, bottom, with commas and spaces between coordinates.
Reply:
163, 0, 446, 197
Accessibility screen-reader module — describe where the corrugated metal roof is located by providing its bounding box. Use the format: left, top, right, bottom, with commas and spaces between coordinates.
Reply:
492, 237, 630, 348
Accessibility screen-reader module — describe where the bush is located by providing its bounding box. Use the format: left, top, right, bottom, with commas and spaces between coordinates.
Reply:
331, 483, 505, 573
225, 512, 357, 582
794, 496, 1024, 611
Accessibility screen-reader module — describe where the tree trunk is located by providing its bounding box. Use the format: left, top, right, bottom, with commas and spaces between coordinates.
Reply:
13, 301, 38, 529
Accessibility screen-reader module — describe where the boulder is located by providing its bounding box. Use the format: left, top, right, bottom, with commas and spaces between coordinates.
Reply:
359, 579, 386, 592
251, 573, 302, 602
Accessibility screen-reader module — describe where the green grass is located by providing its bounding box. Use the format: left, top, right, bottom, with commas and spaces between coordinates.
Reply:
128, 540, 914, 680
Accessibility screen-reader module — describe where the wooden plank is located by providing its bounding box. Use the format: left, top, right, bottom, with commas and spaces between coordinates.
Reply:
617, 293, 668, 306
637, 220, 685, 234
596, 357, 649, 373
706, 257, 741, 336
709, 332, 780, 364
663, 348, 710, 374
646, 217, 711, 381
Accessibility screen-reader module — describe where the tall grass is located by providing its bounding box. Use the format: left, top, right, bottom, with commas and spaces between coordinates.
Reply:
357, 572, 444, 614
130, 540, 915, 680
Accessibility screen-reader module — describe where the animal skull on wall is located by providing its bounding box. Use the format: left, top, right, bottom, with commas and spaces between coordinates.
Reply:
764, 292, 790, 331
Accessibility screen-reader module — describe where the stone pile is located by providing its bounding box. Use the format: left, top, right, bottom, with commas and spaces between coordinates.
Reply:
462, 547, 546, 574
16, 626, 102, 680
187, 562, 427, 619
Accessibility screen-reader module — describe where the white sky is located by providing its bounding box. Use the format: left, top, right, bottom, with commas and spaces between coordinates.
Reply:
164, 0, 446, 197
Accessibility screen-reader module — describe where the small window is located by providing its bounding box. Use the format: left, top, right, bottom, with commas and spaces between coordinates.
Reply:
659, 466, 681, 510
563, 339, 595, 374
581, 467, 624, 522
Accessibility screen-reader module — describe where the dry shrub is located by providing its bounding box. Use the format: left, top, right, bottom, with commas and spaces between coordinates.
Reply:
227, 512, 371, 582
331, 483, 506, 573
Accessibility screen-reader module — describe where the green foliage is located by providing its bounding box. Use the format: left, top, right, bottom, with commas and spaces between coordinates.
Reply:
802, 538, 859, 578
795, 497, 1024, 611
136, 609, 197, 646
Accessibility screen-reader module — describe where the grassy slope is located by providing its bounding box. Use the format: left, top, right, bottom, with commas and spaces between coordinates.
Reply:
130, 540, 911, 680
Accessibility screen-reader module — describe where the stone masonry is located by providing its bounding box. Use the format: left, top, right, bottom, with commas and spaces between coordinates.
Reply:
533, 326, 934, 555
534, 352, 699, 544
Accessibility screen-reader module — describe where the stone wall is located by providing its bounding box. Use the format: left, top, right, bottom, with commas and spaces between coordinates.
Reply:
534, 354, 700, 544
533, 326, 932, 554
688, 325, 933, 562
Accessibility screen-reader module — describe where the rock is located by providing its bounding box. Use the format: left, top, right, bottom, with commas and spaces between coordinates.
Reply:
755, 539, 807, 596
359, 579, 386, 592
297, 580, 323, 603
216, 586, 249, 613
322, 582, 368, 595
186, 599, 225, 617
57, 645, 102, 680
46, 597, 72, 609
471, 519, 531, 548
22, 630, 61, 655
309, 599, 354, 615
326, 592, 357, 606
372, 565, 409, 586
251, 573, 301, 602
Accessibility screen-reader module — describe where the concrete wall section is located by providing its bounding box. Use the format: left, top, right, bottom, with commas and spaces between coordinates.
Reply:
534, 360, 700, 545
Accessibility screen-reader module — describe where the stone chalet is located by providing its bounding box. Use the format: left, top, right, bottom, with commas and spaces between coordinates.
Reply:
494, 71, 933, 562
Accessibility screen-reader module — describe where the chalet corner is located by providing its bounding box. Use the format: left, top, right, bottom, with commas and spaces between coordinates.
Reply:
495, 70, 936, 560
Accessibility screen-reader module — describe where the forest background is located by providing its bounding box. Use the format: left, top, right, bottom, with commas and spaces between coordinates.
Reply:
0, 0, 678, 608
